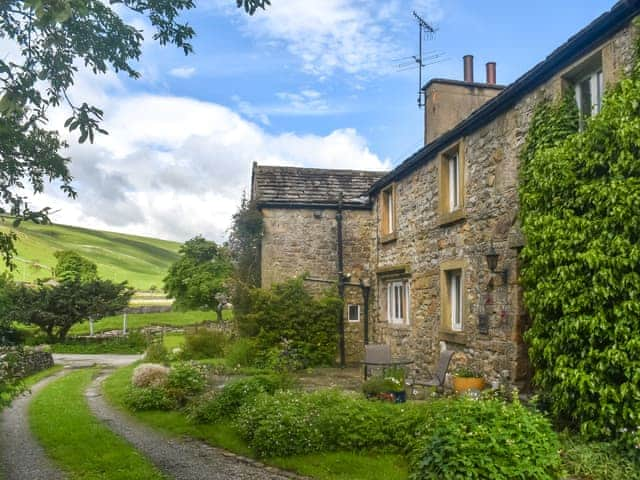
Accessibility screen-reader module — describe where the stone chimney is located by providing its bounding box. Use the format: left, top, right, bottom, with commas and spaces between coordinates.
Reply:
423, 56, 505, 145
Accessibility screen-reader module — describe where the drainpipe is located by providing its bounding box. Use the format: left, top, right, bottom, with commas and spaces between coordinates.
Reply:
360, 279, 371, 345
336, 193, 346, 368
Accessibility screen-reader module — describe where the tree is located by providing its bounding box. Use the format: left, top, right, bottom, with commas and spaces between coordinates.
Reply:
163, 236, 233, 311
9, 279, 133, 341
0, 0, 270, 269
53, 250, 98, 283
228, 193, 263, 322
0, 273, 21, 345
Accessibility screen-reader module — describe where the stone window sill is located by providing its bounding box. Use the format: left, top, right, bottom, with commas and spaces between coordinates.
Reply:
380, 231, 398, 244
438, 209, 466, 227
439, 330, 468, 346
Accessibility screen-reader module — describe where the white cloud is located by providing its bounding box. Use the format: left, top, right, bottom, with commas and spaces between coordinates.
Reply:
227, 0, 443, 77
169, 66, 197, 79
37, 84, 389, 243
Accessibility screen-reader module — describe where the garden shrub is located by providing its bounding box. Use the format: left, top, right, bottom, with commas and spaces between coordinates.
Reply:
131, 363, 169, 388
244, 277, 342, 368
165, 361, 207, 405
235, 389, 396, 457
224, 337, 257, 368
124, 386, 177, 411
408, 397, 561, 480
184, 329, 227, 359
188, 374, 288, 424
520, 23, 640, 443
143, 340, 168, 363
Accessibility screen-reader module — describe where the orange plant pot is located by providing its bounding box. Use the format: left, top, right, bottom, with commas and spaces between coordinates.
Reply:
453, 376, 485, 393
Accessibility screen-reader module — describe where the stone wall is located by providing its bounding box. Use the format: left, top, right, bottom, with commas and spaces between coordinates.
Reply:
371, 22, 637, 386
260, 207, 376, 362
0, 349, 54, 380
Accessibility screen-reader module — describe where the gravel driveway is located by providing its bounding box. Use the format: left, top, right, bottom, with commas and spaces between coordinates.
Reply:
0, 372, 67, 480
86, 371, 308, 480
52, 353, 143, 368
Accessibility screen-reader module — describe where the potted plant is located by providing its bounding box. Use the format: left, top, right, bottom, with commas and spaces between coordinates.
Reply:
362, 367, 407, 403
452, 366, 485, 393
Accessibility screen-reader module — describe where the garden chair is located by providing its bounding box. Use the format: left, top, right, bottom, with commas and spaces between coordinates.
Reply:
411, 349, 454, 393
363, 344, 391, 380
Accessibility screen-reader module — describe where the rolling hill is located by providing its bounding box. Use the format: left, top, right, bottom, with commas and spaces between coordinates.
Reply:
0, 219, 181, 290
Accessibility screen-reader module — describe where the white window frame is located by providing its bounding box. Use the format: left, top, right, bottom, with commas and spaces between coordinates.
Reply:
347, 304, 360, 323
448, 152, 460, 212
575, 69, 604, 119
387, 280, 410, 325
384, 188, 395, 234
449, 270, 463, 332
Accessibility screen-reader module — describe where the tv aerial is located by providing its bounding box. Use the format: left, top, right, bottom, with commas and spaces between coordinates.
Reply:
396, 11, 443, 109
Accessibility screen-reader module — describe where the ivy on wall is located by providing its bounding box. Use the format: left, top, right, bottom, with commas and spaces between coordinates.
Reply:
520, 19, 640, 446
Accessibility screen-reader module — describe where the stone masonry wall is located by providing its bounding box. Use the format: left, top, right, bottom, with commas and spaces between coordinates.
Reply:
260, 207, 376, 362
371, 22, 637, 386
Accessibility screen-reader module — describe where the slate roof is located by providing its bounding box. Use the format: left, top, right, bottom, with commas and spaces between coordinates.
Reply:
252, 164, 387, 209
370, 0, 640, 194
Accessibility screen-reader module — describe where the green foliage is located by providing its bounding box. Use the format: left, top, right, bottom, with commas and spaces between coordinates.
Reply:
163, 236, 233, 310
452, 366, 484, 378
408, 398, 561, 480
124, 386, 177, 411
164, 361, 207, 406
224, 337, 258, 368
519, 32, 640, 443
246, 277, 342, 368
559, 433, 640, 480
53, 250, 98, 283
236, 389, 397, 457
144, 341, 169, 363
0, 0, 197, 269
0, 273, 20, 345
188, 374, 287, 424
8, 279, 134, 340
51, 332, 147, 354
362, 376, 401, 396
237, 0, 270, 15
228, 193, 264, 323
0, 348, 25, 408
184, 329, 227, 359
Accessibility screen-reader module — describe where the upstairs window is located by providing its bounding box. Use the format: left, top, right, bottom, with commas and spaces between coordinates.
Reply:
380, 185, 396, 237
576, 69, 604, 119
439, 143, 464, 221
447, 152, 460, 212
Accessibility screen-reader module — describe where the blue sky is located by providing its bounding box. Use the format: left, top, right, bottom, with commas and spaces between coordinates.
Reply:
34, 0, 617, 241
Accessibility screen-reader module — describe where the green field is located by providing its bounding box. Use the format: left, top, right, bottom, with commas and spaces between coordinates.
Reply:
0, 219, 181, 290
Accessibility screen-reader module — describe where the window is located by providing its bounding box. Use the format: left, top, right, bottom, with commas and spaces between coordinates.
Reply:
439, 143, 464, 220
447, 152, 460, 211
440, 262, 465, 335
448, 270, 463, 331
348, 304, 360, 322
386, 280, 410, 325
575, 69, 604, 119
381, 185, 395, 236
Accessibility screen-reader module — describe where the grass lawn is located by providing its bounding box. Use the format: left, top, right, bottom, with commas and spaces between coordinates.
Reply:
103, 365, 408, 480
69, 310, 230, 335
163, 333, 185, 350
29, 369, 166, 480
0, 219, 180, 290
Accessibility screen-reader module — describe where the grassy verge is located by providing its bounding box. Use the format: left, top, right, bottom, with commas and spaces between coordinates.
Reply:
50, 338, 145, 354
163, 334, 185, 350
0, 365, 64, 407
69, 310, 230, 336
29, 368, 166, 480
103, 365, 408, 480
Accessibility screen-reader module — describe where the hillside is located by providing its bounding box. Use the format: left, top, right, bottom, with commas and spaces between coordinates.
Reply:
0, 220, 181, 290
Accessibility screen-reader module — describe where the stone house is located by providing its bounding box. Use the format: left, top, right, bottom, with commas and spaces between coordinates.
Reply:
251, 1, 640, 384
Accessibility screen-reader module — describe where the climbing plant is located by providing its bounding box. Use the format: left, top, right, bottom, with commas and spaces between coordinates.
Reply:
520, 20, 640, 448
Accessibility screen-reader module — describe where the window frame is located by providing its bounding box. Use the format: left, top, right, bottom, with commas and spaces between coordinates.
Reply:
440, 259, 467, 340
448, 270, 463, 332
380, 184, 397, 240
575, 68, 604, 119
438, 141, 465, 224
386, 279, 410, 326
347, 304, 360, 323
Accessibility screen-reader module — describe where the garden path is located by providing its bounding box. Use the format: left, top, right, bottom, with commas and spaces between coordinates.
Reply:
0, 372, 67, 480
86, 371, 308, 480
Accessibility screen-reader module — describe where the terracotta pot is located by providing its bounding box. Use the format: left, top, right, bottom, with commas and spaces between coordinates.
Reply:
453, 376, 485, 393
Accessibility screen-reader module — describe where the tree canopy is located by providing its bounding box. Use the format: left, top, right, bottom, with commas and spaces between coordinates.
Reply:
163, 236, 233, 310
0, 0, 269, 269
53, 250, 98, 283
